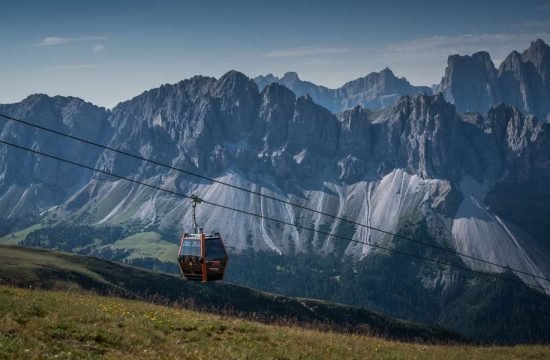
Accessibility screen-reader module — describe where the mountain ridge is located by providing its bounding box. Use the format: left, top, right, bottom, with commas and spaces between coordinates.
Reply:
255, 68, 431, 113
255, 39, 550, 122
0, 76, 550, 292
437, 39, 550, 121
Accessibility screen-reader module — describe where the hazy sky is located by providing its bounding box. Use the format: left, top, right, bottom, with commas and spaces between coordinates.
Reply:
1, 0, 550, 108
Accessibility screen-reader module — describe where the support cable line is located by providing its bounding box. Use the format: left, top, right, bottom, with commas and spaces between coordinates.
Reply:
0, 138, 548, 292
0, 113, 548, 284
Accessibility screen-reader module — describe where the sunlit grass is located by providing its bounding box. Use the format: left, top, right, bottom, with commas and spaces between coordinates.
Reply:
0, 286, 549, 359
0, 224, 42, 246
111, 232, 176, 262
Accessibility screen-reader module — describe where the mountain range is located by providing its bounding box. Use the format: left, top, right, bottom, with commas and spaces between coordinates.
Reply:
254, 68, 431, 113
0, 39, 549, 343
437, 39, 550, 121
256, 39, 550, 122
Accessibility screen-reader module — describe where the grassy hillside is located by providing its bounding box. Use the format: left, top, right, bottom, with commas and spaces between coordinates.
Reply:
0, 245, 461, 344
1, 286, 550, 359
0, 223, 42, 246
4, 222, 550, 344
228, 248, 550, 344
0, 223, 178, 270
110, 232, 176, 262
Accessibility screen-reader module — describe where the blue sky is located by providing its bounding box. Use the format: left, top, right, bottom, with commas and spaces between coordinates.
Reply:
1, 0, 550, 108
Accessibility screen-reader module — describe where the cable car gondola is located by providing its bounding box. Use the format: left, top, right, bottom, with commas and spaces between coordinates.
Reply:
177, 195, 228, 282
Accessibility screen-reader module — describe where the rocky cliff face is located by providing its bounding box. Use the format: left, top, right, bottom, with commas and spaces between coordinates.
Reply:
0, 95, 110, 215
1, 69, 549, 290
436, 51, 499, 112
337, 68, 433, 110
437, 39, 550, 122
255, 68, 431, 113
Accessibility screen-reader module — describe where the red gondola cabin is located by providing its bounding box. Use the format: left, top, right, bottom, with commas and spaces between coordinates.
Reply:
177, 231, 228, 281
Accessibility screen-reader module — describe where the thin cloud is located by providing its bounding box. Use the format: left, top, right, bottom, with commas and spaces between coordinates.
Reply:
382, 33, 550, 57
92, 44, 106, 53
511, 21, 550, 29
52, 64, 100, 70
32, 37, 72, 46
31, 36, 107, 47
264, 47, 351, 58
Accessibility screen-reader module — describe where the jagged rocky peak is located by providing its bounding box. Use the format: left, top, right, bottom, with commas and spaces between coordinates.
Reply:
0, 93, 111, 208
498, 50, 523, 73
110, 75, 217, 122
339, 67, 430, 96
336, 68, 432, 111
18, 93, 57, 107
15, 93, 105, 114
386, 94, 460, 143
439, 39, 550, 121
211, 71, 262, 142
444, 51, 496, 72
288, 92, 339, 156
113, 70, 257, 115
281, 71, 300, 83
370, 67, 396, 81
260, 81, 297, 104
437, 51, 499, 113
372, 93, 465, 180
254, 73, 278, 91
471, 51, 496, 71
213, 70, 258, 95
256, 82, 297, 148
340, 68, 392, 92
368, 93, 454, 131
520, 39, 550, 91
255, 71, 302, 90
1, 93, 110, 137
253, 68, 432, 113
497, 40, 550, 120
110, 70, 259, 128
521, 39, 550, 77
